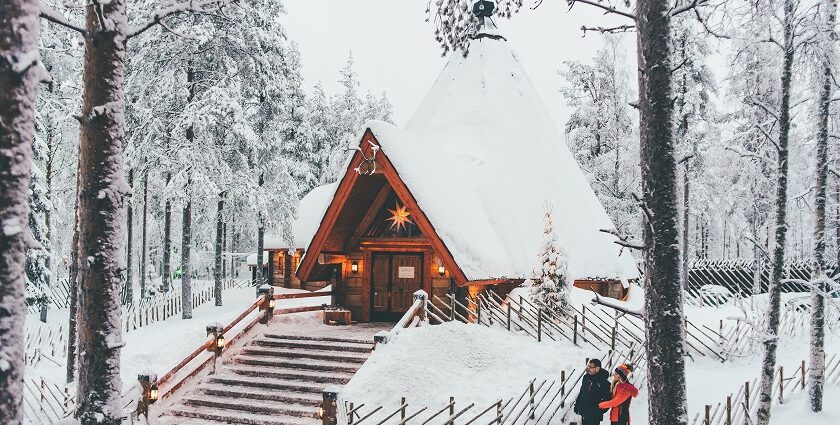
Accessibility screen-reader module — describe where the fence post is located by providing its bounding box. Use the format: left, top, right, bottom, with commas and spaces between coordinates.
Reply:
611, 326, 616, 352
705, 405, 710, 425
414, 290, 428, 322
135, 373, 158, 419
496, 400, 502, 424
506, 305, 511, 331
258, 285, 274, 324
322, 388, 338, 425
349, 402, 354, 425
537, 308, 543, 342
744, 381, 750, 412
581, 305, 587, 336
726, 395, 732, 425
449, 396, 455, 425
560, 370, 566, 406
573, 316, 578, 346
206, 324, 225, 373
450, 295, 455, 322
476, 298, 481, 324
801, 360, 806, 390
529, 381, 535, 419
401, 396, 406, 420
778, 366, 784, 404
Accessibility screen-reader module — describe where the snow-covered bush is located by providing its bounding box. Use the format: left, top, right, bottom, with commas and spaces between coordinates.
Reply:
528, 210, 571, 314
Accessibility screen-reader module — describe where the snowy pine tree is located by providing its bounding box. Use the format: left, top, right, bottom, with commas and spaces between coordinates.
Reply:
528, 210, 571, 313
26, 127, 52, 322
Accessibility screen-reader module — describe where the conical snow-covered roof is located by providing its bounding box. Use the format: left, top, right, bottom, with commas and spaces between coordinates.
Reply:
294, 23, 638, 283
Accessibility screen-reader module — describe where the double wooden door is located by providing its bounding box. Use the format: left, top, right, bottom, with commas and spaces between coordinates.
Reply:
371, 253, 423, 321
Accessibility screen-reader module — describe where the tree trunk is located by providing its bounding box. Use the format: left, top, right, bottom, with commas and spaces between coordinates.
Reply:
756, 1, 795, 423
682, 163, 690, 292
222, 222, 227, 279
140, 172, 148, 298
635, 1, 688, 424
67, 221, 79, 384
215, 194, 224, 306
256, 173, 265, 286
0, 0, 40, 420
182, 200, 193, 319
75, 2, 130, 422
125, 168, 134, 304
162, 173, 172, 292
808, 0, 835, 412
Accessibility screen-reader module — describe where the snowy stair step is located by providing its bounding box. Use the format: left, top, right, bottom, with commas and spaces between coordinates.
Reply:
241, 346, 369, 363
168, 404, 318, 425
224, 364, 354, 384
262, 333, 373, 346
207, 375, 325, 393
199, 383, 322, 405
252, 337, 372, 353
234, 354, 362, 373
183, 393, 317, 417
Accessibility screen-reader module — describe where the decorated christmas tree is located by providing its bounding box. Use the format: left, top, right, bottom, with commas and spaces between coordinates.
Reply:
529, 210, 571, 314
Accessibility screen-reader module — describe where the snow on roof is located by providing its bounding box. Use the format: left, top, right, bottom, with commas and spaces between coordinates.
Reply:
265, 183, 338, 251
292, 27, 638, 282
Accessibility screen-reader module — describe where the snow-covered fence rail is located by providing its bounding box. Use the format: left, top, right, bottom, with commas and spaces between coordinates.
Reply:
689, 354, 840, 425
22, 377, 73, 424
122, 278, 242, 333
26, 278, 73, 313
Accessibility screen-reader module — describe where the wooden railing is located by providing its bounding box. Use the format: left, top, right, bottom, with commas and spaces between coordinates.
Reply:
142, 288, 335, 415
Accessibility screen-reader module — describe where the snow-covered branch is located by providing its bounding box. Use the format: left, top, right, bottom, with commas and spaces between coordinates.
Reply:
590, 291, 643, 317
670, 0, 708, 17
599, 228, 646, 250
40, 5, 86, 35
127, 0, 240, 39
725, 146, 775, 164
567, 0, 637, 21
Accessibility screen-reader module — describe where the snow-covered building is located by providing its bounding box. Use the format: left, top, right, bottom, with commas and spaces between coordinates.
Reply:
266, 18, 638, 322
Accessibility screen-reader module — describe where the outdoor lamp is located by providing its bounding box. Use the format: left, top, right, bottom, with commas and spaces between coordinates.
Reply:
319, 406, 325, 418
216, 334, 226, 349
438, 265, 446, 276
351, 261, 359, 273
268, 298, 275, 309
149, 383, 159, 403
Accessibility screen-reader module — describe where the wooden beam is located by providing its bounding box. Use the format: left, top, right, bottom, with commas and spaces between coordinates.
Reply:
344, 182, 392, 252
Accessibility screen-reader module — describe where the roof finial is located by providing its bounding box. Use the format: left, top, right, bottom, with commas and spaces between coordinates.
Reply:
472, 1, 495, 29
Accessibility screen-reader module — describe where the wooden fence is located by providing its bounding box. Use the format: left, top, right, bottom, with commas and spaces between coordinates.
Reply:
690, 354, 840, 425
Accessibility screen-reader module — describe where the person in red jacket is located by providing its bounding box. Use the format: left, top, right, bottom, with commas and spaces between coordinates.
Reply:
598, 364, 639, 425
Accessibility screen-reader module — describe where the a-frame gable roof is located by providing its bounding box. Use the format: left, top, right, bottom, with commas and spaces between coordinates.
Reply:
296, 129, 469, 285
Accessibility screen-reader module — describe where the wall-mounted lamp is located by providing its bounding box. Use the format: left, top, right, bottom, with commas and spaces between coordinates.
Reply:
438, 265, 446, 276
351, 261, 359, 274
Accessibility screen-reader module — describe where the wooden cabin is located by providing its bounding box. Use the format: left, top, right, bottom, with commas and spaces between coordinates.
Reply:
265, 20, 637, 322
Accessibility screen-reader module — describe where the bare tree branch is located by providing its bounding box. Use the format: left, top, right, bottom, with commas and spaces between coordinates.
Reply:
567, 0, 637, 21
581, 24, 636, 35
670, 0, 708, 17
40, 5, 86, 35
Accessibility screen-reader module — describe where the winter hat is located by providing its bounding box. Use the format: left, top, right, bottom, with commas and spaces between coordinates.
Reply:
614, 363, 634, 381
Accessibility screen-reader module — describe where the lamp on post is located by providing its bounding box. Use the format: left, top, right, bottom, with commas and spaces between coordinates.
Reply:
257, 284, 275, 324
135, 373, 158, 419
438, 264, 446, 276
206, 324, 225, 357
351, 261, 359, 274
321, 387, 339, 425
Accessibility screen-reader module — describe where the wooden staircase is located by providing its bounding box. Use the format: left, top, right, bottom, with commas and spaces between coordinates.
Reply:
163, 333, 374, 425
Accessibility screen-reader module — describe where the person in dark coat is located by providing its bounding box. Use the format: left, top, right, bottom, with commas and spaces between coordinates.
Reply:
574, 359, 611, 425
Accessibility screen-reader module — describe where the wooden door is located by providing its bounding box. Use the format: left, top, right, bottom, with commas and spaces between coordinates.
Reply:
390, 255, 423, 312
372, 254, 390, 314
370, 253, 424, 320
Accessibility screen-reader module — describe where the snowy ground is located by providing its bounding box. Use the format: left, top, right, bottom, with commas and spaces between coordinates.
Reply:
342, 286, 840, 424
27, 284, 331, 393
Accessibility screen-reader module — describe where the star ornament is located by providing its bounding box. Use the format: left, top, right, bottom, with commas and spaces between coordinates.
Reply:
386, 203, 412, 231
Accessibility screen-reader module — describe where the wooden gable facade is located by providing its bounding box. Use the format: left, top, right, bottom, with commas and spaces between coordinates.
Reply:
292, 130, 472, 322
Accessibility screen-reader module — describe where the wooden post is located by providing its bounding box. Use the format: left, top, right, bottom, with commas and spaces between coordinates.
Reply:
401, 396, 406, 420
726, 395, 732, 425
349, 402, 354, 425
778, 366, 784, 404
519, 295, 523, 320
560, 370, 566, 407
506, 305, 511, 331
537, 308, 543, 342
450, 295, 455, 322
322, 389, 338, 425
414, 290, 427, 322
573, 316, 578, 346
496, 400, 502, 424
744, 381, 750, 412
705, 405, 711, 425
581, 305, 587, 335
801, 359, 806, 389
611, 326, 617, 351
257, 285, 274, 324
449, 396, 455, 423
529, 381, 535, 419
476, 299, 481, 324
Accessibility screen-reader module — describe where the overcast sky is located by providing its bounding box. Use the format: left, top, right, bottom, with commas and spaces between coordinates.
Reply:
282, 0, 636, 128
